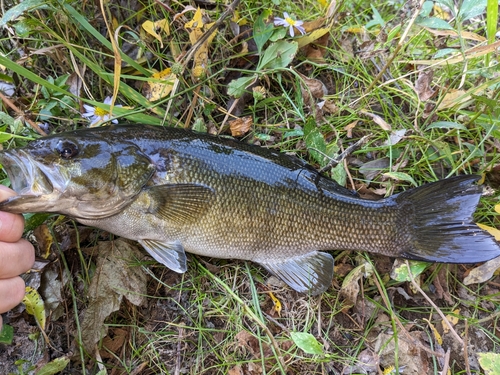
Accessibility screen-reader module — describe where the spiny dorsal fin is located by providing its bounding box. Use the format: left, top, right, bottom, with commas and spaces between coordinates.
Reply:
146, 183, 215, 225
259, 251, 334, 295
139, 239, 187, 273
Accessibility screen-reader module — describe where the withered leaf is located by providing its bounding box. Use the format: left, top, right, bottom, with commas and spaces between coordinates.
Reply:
229, 116, 253, 137
415, 69, 435, 101
80, 239, 148, 353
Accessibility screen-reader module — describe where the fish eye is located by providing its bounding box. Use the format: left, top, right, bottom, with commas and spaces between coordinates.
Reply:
56, 141, 79, 159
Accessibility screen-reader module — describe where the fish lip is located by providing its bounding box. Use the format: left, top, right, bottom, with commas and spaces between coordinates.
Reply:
0, 150, 55, 196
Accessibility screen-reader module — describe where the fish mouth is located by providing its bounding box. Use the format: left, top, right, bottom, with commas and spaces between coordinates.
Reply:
0, 150, 63, 196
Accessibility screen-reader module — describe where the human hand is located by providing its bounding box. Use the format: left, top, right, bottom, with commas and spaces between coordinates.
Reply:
0, 185, 35, 330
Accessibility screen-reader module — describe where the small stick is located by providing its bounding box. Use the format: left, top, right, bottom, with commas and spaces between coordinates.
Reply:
0, 91, 47, 136
405, 261, 464, 347
317, 135, 370, 174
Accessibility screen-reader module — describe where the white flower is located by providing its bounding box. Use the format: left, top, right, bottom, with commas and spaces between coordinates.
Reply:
82, 96, 121, 127
273, 12, 305, 37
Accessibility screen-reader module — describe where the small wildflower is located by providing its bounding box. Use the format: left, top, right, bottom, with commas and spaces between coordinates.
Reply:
82, 96, 121, 127
273, 12, 305, 37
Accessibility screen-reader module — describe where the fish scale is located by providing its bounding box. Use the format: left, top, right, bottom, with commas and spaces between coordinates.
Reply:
0, 124, 499, 295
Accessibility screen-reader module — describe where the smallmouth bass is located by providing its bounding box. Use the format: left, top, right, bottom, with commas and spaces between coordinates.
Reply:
0, 124, 498, 295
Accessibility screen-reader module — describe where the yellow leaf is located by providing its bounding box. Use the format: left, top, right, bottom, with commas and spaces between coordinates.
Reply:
495, 204, 500, 215
144, 68, 176, 102
442, 309, 460, 334
142, 19, 170, 48
268, 291, 282, 317
433, 4, 452, 21
185, 7, 204, 29
296, 27, 331, 48
477, 223, 500, 241
344, 26, 366, 34
23, 286, 46, 330
424, 318, 442, 345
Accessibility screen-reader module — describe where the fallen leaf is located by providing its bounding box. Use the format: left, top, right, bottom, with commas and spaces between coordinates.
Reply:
268, 291, 282, 317
23, 286, 46, 330
343, 120, 358, 138
360, 110, 391, 131
437, 89, 472, 110
441, 309, 459, 334
340, 261, 373, 306
80, 239, 148, 353
477, 223, 500, 241
229, 116, 252, 137
415, 69, 435, 101
142, 19, 170, 47
36, 356, 70, 375
143, 68, 177, 101
295, 70, 327, 101
478, 352, 500, 375
185, 8, 217, 79
463, 256, 500, 285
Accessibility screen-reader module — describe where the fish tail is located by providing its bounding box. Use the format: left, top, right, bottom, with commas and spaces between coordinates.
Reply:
394, 175, 500, 263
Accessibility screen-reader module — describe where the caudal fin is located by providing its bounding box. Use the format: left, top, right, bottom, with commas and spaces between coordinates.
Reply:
394, 175, 500, 263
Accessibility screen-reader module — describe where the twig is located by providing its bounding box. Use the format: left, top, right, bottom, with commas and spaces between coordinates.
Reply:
317, 135, 370, 174
464, 319, 471, 375
0, 91, 47, 136
404, 261, 464, 347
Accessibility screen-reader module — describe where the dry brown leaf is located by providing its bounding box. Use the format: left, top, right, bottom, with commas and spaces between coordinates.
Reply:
463, 256, 500, 285
360, 110, 391, 131
303, 32, 330, 63
229, 116, 252, 137
80, 240, 148, 353
344, 120, 358, 138
437, 89, 472, 110
424, 27, 486, 42
415, 69, 435, 101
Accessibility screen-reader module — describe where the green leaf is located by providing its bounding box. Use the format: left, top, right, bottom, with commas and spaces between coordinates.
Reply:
417, 17, 454, 30
478, 352, 500, 375
227, 76, 257, 98
0, 324, 14, 345
258, 41, 298, 70
457, 0, 486, 22
291, 332, 324, 355
304, 118, 327, 167
426, 121, 467, 130
0, 0, 49, 26
382, 171, 418, 186
24, 213, 51, 233
253, 10, 274, 54
23, 286, 46, 329
37, 357, 70, 375
390, 260, 429, 282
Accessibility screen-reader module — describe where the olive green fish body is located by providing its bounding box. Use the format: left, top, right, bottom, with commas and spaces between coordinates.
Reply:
0, 124, 498, 294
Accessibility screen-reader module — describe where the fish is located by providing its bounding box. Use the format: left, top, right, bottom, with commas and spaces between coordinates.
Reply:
0, 124, 498, 295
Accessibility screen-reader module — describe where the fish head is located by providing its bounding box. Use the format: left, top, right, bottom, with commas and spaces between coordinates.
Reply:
0, 131, 156, 219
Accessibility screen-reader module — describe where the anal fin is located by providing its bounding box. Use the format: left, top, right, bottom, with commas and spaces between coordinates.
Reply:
139, 239, 187, 273
259, 251, 334, 295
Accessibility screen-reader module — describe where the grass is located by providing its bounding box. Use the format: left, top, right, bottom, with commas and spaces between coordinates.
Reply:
0, 0, 499, 373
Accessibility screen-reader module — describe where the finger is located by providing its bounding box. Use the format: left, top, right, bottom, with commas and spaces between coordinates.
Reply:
0, 185, 24, 242
0, 239, 35, 279
0, 276, 25, 314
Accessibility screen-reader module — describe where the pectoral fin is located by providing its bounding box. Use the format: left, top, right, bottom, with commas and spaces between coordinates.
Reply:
259, 251, 334, 295
146, 183, 215, 225
139, 239, 187, 273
